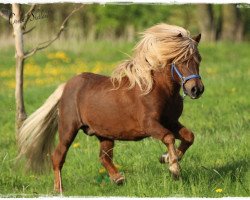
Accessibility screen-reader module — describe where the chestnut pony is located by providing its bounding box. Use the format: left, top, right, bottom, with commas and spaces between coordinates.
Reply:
18, 24, 204, 193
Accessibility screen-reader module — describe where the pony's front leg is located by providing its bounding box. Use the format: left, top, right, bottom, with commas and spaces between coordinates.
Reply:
175, 124, 194, 160
98, 137, 125, 185
160, 122, 194, 163
144, 119, 180, 179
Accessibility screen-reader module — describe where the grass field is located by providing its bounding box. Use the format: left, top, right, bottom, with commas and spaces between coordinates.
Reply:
0, 41, 249, 197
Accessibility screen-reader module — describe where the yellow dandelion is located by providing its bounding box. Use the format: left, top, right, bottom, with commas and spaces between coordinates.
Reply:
73, 143, 80, 148
99, 167, 106, 174
47, 51, 70, 62
215, 188, 223, 193
92, 62, 103, 74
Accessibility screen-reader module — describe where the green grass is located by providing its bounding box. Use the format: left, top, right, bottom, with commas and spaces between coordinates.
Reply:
0, 41, 249, 197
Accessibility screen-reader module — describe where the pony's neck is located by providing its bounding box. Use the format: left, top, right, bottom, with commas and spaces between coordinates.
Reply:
152, 65, 181, 96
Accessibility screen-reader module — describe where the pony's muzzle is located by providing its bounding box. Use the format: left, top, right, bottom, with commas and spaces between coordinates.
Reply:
190, 85, 204, 99
184, 79, 204, 99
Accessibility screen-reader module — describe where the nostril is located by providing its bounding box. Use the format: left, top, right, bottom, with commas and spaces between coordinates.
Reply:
191, 86, 198, 95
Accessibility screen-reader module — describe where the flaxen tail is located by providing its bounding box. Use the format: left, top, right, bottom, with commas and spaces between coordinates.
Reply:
17, 83, 66, 173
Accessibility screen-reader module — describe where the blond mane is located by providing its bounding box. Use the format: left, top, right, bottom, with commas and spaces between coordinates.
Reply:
111, 23, 199, 94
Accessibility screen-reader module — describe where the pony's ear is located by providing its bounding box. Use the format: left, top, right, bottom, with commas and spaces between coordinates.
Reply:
192, 34, 201, 43
177, 33, 182, 37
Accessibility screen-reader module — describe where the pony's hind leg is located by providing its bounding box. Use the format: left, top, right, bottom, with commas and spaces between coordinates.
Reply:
52, 124, 78, 193
98, 137, 125, 185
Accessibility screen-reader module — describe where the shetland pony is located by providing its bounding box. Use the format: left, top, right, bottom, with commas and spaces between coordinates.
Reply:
18, 24, 204, 193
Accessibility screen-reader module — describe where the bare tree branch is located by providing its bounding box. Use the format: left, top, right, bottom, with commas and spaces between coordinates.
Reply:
24, 5, 84, 59
0, 10, 9, 20
22, 4, 36, 30
23, 26, 36, 35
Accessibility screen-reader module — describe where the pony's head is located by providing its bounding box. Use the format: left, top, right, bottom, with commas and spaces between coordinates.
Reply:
170, 34, 204, 99
111, 23, 204, 97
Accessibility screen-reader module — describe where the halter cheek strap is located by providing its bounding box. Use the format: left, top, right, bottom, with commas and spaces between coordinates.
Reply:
171, 63, 201, 96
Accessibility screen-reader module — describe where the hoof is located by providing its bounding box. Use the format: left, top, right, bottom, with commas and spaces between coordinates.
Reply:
169, 163, 180, 180
54, 182, 63, 194
54, 187, 63, 194
111, 174, 125, 185
171, 171, 180, 181
159, 153, 169, 164
114, 176, 125, 185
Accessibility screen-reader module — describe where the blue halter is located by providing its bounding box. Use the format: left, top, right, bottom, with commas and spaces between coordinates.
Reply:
171, 63, 201, 96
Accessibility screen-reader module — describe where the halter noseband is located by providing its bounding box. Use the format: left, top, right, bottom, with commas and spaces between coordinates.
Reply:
171, 63, 201, 96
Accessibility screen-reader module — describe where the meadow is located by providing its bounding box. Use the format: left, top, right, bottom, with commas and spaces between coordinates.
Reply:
0, 41, 249, 197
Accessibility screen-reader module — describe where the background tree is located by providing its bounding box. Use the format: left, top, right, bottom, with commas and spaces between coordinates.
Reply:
196, 4, 216, 42
221, 4, 244, 42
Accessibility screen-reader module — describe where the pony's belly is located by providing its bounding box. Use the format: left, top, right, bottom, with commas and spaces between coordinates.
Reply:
81, 100, 145, 140
97, 130, 149, 141
88, 124, 148, 141
104, 130, 149, 141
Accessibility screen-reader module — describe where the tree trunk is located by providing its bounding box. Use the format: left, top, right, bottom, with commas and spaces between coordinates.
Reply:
125, 24, 135, 42
196, 4, 216, 42
235, 7, 244, 42
221, 4, 244, 41
12, 4, 27, 132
